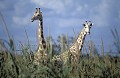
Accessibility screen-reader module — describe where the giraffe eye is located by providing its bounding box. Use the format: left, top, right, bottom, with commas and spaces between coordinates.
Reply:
90, 23, 92, 26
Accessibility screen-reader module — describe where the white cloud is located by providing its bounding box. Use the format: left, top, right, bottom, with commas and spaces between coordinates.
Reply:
0, 3, 6, 10
30, 0, 84, 16
31, 0, 116, 28
31, 0, 65, 13
0, 0, 16, 11
93, 0, 120, 27
13, 14, 31, 26
57, 18, 84, 27
119, 11, 120, 19
11, 0, 34, 26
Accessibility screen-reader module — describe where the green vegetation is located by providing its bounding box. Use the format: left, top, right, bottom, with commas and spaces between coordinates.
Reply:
0, 13, 120, 78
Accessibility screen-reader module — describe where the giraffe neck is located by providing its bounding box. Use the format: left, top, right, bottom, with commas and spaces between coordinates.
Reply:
76, 28, 87, 51
69, 28, 87, 53
33, 17, 47, 65
38, 19, 46, 50
52, 28, 87, 65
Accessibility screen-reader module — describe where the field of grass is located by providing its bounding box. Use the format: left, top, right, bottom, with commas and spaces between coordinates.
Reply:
0, 39, 120, 78
0, 12, 120, 78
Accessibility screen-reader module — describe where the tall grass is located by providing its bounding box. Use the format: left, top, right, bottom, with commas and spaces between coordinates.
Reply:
111, 28, 120, 53
0, 12, 15, 52
0, 13, 120, 78
1, 36, 119, 78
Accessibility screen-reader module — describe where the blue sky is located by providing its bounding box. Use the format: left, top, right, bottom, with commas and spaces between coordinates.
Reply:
0, 0, 120, 52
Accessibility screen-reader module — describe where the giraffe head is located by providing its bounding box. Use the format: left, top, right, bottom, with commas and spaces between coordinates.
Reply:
31, 8, 42, 22
83, 21, 93, 34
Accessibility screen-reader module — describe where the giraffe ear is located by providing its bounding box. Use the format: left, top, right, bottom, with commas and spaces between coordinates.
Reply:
90, 23, 93, 26
90, 23, 92, 26
83, 24, 85, 26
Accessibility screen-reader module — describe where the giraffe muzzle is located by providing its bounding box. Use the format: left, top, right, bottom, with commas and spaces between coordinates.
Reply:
31, 17, 35, 22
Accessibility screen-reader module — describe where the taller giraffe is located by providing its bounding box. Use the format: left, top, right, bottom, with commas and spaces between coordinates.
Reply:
52, 21, 93, 67
31, 8, 47, 65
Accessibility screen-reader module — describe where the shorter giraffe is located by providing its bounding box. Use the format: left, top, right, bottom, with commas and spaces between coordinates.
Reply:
31, 8, 47, 65
51, 21, 93, 71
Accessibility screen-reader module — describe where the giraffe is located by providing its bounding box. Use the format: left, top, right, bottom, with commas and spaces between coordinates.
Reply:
31, 8, 47, 65
52, 21, 93, 70
68, 21, 93, 63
